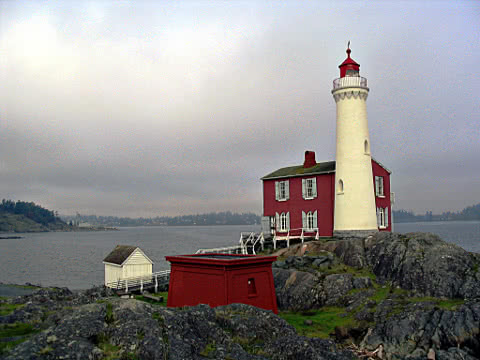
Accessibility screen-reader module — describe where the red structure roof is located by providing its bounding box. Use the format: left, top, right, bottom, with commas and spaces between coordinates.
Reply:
166, 253, 278, 313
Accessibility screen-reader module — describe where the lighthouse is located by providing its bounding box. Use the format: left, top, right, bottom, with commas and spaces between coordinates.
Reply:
332, 44, 378, 238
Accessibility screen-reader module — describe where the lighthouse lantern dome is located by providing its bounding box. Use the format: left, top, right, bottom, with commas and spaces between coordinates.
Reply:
339, 43, 360, 78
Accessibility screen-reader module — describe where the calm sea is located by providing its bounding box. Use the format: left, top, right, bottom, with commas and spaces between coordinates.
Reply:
0, 222, 479, 290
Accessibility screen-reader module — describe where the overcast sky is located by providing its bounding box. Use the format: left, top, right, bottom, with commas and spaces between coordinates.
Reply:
1, 1, 479, 217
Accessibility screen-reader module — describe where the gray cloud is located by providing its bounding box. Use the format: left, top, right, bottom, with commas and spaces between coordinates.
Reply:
0, 1, 479, 216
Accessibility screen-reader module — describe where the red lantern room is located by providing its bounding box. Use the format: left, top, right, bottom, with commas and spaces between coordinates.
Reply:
339, 42, 360, 78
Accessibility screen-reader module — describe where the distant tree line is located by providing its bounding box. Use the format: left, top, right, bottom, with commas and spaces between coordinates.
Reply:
0, 199, 63, 226
393, 203, 480, 223
61, 211, 261, 227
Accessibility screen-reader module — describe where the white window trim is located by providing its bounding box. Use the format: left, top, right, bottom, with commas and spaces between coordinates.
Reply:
302, 178, 317, 200
302, 210, 318, 231
377, 207, 388, 229
375, 176, 385, 198
277, 212, 289, 232
275, 180, 289, 202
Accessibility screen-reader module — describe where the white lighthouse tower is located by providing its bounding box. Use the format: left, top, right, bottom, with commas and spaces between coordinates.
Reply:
332, 44, 378, 238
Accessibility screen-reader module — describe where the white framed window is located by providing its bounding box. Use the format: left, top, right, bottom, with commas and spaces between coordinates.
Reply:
302, 210, 318, 231
302, 178, 317, 200
276, 212, 290, 232
375, 176, 384, 197
376, 207, 389, 229
275, 180, 289, 201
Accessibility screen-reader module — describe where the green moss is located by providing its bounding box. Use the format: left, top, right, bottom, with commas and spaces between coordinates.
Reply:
105, 303, 114, 324
99, 341, 121, 360
0, 323, 36, 337
231, 336, 268, 357
316, 263, 377, 281
437, 299, 465, 310
0, 323, 39, 354
279, 307, 357, 339
405, 296, 464, 311
200, 341, 217, 357
135, 292, 168, 307
0, 303, 24, 316
38, 346, 53, 355
473, 263, 479, 273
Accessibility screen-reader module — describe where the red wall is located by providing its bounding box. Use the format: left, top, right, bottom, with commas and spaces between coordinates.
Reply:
262, 160, 392, 234
263, 173, 335, 237
166, 254, 278, 313
372, 160, 392, 232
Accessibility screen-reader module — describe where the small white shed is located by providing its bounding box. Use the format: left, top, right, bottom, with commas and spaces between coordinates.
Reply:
103, 245, 153, 288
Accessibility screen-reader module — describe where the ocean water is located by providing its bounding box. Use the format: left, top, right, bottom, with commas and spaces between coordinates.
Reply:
0, 225, 259, 290
0, 221, 479, 290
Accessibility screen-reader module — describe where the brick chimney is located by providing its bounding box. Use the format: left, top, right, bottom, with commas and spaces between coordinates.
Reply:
303, 151, 316, 168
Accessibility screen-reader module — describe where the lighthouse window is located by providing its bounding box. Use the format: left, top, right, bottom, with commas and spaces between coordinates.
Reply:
375, 176, 384, 197
338, 179, 344, 194
275, 180, 289, 201
364, 139, 370, 154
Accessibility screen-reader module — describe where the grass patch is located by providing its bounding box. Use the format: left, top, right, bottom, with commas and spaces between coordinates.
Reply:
407, 297, 465, 311
317, 263, 377, 280
0, 323, 36, 338
437, 299, 465, 310
231, 336, 268, 356
0, 303, 24, 316
135, 292, 168, 306
200, 341, 217, 357
0, 323, 39, 354
105, 303, 114, 324
38, 346, 53, 355
99, 341, 121, 360
279, 307, 357, 339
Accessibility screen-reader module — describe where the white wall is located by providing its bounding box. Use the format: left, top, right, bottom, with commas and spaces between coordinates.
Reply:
104, 263, 123, 287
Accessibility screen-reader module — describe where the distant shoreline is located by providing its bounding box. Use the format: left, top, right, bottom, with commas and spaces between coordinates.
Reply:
0, 226, 118, 235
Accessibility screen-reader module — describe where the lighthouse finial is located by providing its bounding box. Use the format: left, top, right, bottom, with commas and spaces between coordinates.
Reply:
346, 41, 351, 57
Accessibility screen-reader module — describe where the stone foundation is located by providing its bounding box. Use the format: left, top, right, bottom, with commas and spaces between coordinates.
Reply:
333, 229, 378, 239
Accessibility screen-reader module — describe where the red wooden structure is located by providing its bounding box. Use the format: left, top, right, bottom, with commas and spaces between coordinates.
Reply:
165, 253, 278, 313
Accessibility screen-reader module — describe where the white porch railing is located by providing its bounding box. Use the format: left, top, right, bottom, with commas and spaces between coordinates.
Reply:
195, 232, 265, 255
272, 228, 319, 249
106, 270, 170, 293
239, 232, 264, 255
195, 245, 246, 255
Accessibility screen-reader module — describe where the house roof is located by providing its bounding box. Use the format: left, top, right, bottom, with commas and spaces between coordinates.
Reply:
261, 158, 391, 180
261, 160, 336, 180
103, 245, 138, 265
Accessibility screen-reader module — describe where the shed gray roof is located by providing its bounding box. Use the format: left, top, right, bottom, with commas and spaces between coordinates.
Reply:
103, 245, 137, 265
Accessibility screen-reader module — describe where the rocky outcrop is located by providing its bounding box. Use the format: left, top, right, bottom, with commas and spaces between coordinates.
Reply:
274, 232, 480, 299
270, 232, 480, 359
1, 287, 353, 360
361, 299, 480, 360
273, 267, 373, 311
365, 232, 480, 299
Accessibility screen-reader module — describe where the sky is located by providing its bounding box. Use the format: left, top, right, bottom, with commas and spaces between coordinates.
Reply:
1, 1, 479, 217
